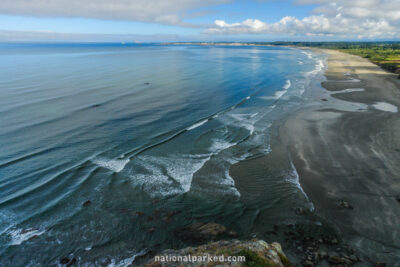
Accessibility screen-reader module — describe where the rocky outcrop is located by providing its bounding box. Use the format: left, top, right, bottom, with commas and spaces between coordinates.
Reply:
143, 239, 291, 267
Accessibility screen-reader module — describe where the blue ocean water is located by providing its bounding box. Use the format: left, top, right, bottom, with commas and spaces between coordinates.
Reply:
0, 43, 325, 265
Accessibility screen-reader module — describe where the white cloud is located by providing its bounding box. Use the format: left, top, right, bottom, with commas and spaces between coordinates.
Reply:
0, 30, 181, 42
0, 0, 230, 27
206, 0, 400, 38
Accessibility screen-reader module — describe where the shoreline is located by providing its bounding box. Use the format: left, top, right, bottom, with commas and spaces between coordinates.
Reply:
280, 49, 400, 263
229, 48, 400, 265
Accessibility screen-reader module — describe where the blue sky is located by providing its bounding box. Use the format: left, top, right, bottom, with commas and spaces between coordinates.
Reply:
0, 0, 399, 42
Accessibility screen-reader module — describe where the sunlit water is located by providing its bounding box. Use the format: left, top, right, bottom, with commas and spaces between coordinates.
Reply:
0, 44, 325, 265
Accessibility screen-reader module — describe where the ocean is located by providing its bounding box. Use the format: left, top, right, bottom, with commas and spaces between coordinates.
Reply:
0, 43, 326, 265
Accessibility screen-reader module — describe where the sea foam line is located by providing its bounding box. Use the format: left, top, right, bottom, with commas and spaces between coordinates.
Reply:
259, 79, 291, 100
287, 161, 315, 211
330, 88, 365, 94
8, 228, 45, 246
187, 119, 208, 131
302, 51, 313, 59
131, 154, 211, 197
108, 250, 147, 267
92, 158, 129, 173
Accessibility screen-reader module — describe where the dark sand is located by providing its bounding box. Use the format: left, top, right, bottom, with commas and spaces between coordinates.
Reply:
232, 49, 400, 264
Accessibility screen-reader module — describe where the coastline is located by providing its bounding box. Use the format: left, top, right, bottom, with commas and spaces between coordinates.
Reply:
229, 48, 400, 265
280, 49, 400, 263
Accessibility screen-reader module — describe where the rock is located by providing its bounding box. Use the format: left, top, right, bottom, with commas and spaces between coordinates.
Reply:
147, 227, 156, 233
349, 254, 358, 262
303, 260, 314, 267
82, 200, 92, 207
319, 251, 328, 259
374, 262, 387, 267
197, 223, 226, 236
176, 222, 227, 243
154, 210, 161, 218
60, 257, 70, 264
331, 238, 339, 245
227, 230, 238, 237
144, 82, 151, 85
338, 200, 353, 209
162, 211, 180, 223
67, 258, 77, 266
396, 197, 400, 203
328, 256, 345, 264
60, 257, 76, 266
135, 211, 145, 216
321, 98, 328, 101
144, 239, 291, 267
295, 207, 305, 215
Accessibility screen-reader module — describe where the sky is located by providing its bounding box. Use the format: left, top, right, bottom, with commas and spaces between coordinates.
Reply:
0, 0, 399, 42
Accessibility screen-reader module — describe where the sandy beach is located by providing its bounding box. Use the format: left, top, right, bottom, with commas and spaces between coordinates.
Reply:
229, 49, 400, 265
280, 49, 400, 263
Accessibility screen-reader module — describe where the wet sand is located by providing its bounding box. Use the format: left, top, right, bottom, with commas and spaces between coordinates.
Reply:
283, 50, 400, 262
231, 49, 400, 264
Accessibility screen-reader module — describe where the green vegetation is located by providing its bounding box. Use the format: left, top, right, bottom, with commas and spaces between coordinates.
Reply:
272, 42, 400, 77
236, 249, 276, 267
278, 252, 292, 267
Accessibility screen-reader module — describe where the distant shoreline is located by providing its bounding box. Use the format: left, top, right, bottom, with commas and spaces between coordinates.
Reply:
164, 42, 400, 77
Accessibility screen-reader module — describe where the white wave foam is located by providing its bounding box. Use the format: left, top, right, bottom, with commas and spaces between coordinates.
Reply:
8, 228, 45, 246
286, 161, 314, 211
302, 51, 313, 59
307, 59, 325, 76
132, 155, 210, 197
109, 250, 147, 267
274, 90, 287, 99
330, 78, 361, 83
210, 139, 236, 153
372, 102, 398, 113
250, 112, 258, 118
187, 119, 208, 130
229, 113, 255, 135
283, 79, 291, 90
224, 170, 241, 197
331, 88, 365, 94
92, 158, 129, 173
259, 80, 291, 100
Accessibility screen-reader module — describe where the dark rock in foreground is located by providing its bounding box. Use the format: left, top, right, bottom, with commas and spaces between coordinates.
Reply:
143, 239, 291, 267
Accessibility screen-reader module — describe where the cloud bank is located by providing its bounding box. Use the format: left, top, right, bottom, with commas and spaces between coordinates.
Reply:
206, 0, 400, 38
0, 0, 230, 27
0, 30, 181, 42
0, 0, 399, 39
